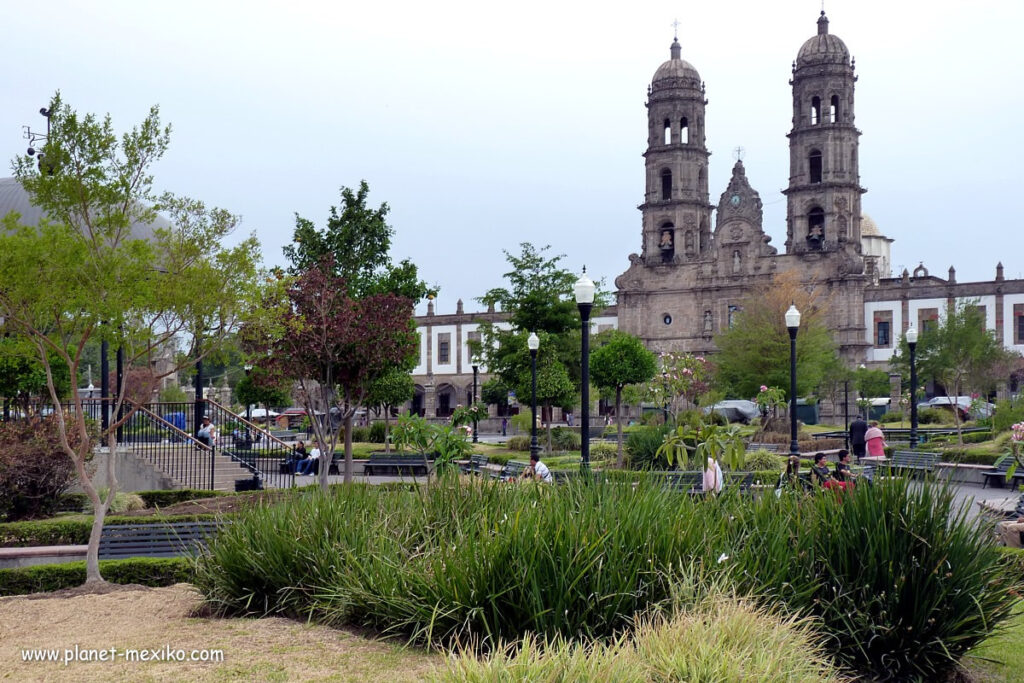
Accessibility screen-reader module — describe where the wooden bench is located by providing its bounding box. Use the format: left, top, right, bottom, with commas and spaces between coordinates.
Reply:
364, 454, 429, 476
98, 521, 220, 560
493, 460, 530, 481
460, 454, 490, 475
890, 450, 942, 476
746, 443, 781, 453
982, 455, 1024, 489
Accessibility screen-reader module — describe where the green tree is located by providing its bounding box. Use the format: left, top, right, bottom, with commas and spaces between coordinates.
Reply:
481, 377, 511, 415
0, 335, 71, 411
855, 366, 891, 399
590, 330, 657, 467
281, 182, 430, 468
714, 270, 838, 399
891, 301, 1020, 443
0, 94, 260, 584
234, 366, 292, 415
365, 367, 415, 453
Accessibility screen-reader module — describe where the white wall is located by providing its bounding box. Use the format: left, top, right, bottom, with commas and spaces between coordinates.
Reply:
431, 325, 458, 374
1005, 293, 1024, 352
864, 300, 901, 362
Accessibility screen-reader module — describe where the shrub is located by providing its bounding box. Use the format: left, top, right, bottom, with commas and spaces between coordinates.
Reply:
368, 421, 388, 443
0, 514, 221, 547
89, 489, 145, 514
0, 557, 192, 596
550, 427, 581, 452
625, 426, 671, 470
0, 415, 86, 521
993, 398, 1024, 434
703, 410, 728, 427
878, 411, 904, 424
918, 408, 946, 424
137, 489, 223, 508
349, 426, 371, 443
589, 442, 617, 461
506, 435, 531, 452
436, 594, 843, 682
743, 449, 783, 472
487, 453, 513, 466
56, 493, 88, 512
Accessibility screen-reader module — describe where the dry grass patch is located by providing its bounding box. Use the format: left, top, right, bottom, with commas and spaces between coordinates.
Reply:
0, 583, 439, 682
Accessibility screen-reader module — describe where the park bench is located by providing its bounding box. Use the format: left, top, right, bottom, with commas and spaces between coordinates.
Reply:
890, 450, 942, 476
982, 455, 1024, 489
460, 454, 490, 475
364, 453, 429, 476
494, 460, 530, 481
98, 521, 220, 560
746, 443, 781, 453
662, 471, 703, 494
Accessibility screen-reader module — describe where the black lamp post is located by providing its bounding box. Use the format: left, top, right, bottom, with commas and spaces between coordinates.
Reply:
527, 332, 540, 460
785, 304, 801, 457
843, 377, 850, 448
574, 269, 595, 472
906, 325, 919, 450
471, 358, 479, 444
244, 363, 253, 424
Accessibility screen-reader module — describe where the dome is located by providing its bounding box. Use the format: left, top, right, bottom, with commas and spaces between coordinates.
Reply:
0, 176, 167, 241
652, 38, 701, 87
861, 214, 880, 237
796, 12, 850, 67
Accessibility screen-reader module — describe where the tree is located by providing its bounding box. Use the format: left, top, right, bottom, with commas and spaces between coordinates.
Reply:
242, 258, 417, 487
891, 300, 1020, 444
637, 352, 715, 424
365, 367, 415, 453
281, 182, 429, 469
234, 366, 292, 416
475, 244, 610, 449
0, 94, 260, 584
481, 377, 511, 415
0, 335, 71, 411
714, 270, 838, 399
590, 330, 657, 467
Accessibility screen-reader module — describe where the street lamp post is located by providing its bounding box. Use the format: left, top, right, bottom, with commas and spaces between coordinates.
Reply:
785, 304, 801, 457
906, 325, 919, 450
244, 364, 253, 425
527, 332, 540, 460
574, 269, 595, 472
471, 359, 479, 444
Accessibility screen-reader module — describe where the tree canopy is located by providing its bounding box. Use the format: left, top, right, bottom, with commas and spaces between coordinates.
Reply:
714, 270, 838, 398
590, 330, 657, 466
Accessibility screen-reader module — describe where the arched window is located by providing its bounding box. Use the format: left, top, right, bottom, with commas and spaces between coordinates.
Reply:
810, 96, 821, 125
658, 222, 675, 262
807, 207, 825, 247
808, 149, 822, 184
660, 168, 672, 200
679, 117, 689, 144
663, 119, 671, 145
830, 95, 839, 123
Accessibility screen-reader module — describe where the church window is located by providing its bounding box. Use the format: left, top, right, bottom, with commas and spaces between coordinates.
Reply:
810, 96, 821, 125
830, 95, 839, 123
1015, 304, 1024, 344
679, 117, 689, 144
808, 150, 822, 184
659, 222, 674, 262
807, 207, 825, 248
660, 169, 672, 200
663, 119, 671, 144
728, 304, 740, 328
876, 321, 890, 347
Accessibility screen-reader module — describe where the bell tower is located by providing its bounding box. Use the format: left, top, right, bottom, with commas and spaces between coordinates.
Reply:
639, 34, 712, 265
783, 12, 865, 258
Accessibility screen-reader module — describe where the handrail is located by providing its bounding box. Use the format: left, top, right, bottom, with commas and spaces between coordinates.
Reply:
129, 402, 213, 453
203, 398, 295, 451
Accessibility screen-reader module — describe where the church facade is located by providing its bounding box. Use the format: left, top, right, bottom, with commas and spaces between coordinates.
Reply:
409, 13, 1023, 418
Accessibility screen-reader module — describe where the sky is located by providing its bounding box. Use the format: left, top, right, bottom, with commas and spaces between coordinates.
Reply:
3, 0, 1022, 315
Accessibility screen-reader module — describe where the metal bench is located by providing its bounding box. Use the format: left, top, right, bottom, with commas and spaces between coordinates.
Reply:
364, 454, 429, 476
890, 450, 942, 476
98, 521, 220, 560
460, 454, 490, 475
982, 455, 1024, 489
493, 460, 530, 481
746, 443, 781, 453
662, 471, 704, 494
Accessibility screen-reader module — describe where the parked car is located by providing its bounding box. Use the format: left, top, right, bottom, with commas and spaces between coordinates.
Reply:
916, 396, 994, 420
703, 399, 759, 424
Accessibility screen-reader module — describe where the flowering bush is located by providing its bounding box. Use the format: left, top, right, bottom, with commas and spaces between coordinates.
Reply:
641, 353, 714, 423
755, 386, 786, 417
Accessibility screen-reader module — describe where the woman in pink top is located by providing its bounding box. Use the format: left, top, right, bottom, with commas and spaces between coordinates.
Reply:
864, 421, 887, 457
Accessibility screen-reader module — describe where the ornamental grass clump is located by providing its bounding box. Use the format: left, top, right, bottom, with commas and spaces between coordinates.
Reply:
728, 476, 1021, 680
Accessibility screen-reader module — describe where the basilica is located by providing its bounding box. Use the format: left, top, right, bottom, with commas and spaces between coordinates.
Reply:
407, 12, 1022, 419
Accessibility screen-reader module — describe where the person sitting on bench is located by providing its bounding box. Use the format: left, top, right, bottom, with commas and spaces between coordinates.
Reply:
524, 452, 553, 483
296, 445, 321, 475
197, 416, 217, 449
285, 441, 308, 474
809, 452, 835, 487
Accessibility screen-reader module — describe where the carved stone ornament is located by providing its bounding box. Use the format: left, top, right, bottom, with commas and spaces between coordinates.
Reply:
729, 224, 744, 240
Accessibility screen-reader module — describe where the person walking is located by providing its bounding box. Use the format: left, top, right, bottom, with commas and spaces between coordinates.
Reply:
849, 416, 868, 462
864, 421, 887, 459
702, 455, 724, 494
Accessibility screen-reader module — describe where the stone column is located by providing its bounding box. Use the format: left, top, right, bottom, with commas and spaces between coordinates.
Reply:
889, 373, 902, 416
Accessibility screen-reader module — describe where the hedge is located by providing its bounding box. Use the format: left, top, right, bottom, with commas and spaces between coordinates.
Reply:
137, 489, 224, 508
0, 557, 192, 596
0, 514, 221, 548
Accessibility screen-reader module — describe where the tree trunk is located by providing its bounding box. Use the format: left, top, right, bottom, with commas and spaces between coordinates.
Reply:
616, 386, 624, 468
545, 402, 552, 452
384, 407, 390, 454
344, 413, 354, 485
84, 433, 118, 584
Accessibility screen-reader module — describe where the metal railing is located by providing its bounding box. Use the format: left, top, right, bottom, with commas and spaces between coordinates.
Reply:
123, 402, 216, 490
198, 398, 298, 490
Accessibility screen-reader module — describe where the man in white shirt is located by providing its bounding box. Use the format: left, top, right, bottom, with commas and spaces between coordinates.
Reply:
529, 452, 553, 483
296, 445, 322, 476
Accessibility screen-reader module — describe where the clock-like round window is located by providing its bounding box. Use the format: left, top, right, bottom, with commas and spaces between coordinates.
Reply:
663, 314, 673, 326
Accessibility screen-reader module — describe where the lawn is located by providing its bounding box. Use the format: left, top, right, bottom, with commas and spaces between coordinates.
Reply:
963, 600, 1024, 681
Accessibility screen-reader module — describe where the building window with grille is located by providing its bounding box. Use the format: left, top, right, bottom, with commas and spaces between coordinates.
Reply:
1015, 304, 1024, 344
438, 334, 451, 364
876, 321, 890, 347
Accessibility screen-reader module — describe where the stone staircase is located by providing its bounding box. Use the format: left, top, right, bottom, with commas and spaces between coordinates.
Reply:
126, 444, 255, 492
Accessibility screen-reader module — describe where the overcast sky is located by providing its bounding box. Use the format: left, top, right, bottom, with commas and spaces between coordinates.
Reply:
3, 0, 1022, 314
